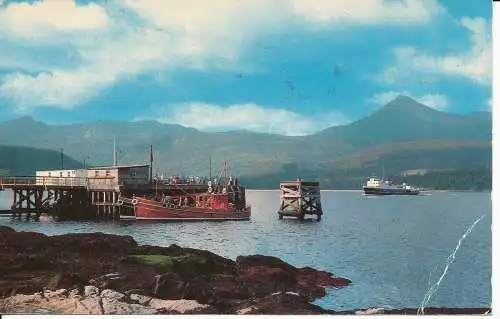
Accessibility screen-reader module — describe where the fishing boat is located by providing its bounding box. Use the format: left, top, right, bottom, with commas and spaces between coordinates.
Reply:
363, 177, 420, 195
118, 162, 251, 221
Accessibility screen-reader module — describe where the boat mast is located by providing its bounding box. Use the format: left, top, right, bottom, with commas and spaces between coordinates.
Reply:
209, 152, 212, 181
223, 160, 227, 183
113, 135, 117, 166
149, 144, 153, 183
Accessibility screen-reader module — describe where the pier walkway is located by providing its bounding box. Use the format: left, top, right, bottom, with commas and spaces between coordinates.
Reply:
0, 176, 209, 220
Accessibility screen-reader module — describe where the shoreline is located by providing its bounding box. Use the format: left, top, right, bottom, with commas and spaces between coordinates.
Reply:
0, 227, 490, 315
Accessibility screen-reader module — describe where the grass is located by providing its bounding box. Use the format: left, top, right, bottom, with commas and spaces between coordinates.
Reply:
130, 255, 173, 269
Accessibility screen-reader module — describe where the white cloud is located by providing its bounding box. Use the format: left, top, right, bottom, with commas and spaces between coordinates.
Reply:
0, 0, 108, 38
369, 91, 449, 110
292, 0, 443, 25
378, 17, 491, 85
0, 70, 116, 113
0, 0, 444, 111
139, 102, 347, 136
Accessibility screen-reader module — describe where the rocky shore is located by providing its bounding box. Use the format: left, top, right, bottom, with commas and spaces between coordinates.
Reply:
0, 226, 490, 315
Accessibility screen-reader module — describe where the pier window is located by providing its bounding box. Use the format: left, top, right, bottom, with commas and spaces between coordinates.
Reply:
59, 172, 63, 177
95, 170, 99, 177
67, 172, 71, 177
106, 170, 110, 177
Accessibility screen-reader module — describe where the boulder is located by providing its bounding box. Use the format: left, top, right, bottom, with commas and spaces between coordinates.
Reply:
100, 289, 125, 301
129, 293, 152, 305
153, 272, 185, 299
102, 298, 156, 314
83, 286, 99, 298
148, 298, 211, 313
236, 255, 298, 275
73, 297, 102, 314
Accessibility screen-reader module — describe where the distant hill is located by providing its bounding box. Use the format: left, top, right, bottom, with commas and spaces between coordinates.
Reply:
0, 146, 82, 176
316, 95, 491, 146
240, 140, 491, 190
0, 95, 491, 189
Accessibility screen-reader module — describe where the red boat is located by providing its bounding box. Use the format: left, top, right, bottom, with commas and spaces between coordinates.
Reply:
118, 163, 251, 221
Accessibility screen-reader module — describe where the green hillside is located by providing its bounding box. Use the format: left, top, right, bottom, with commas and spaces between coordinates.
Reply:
0, 146, 82, 176
316, 95, 491, 146
240, 140, 491, 190
0, 95, 491, 189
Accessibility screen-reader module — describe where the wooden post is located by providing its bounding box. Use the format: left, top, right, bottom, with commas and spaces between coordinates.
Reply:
277, 180, 323, 221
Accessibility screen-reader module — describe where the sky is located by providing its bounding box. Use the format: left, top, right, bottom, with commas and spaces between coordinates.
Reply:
0, 0, 492, 136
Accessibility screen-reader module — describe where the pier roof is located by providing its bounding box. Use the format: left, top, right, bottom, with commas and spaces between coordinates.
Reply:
88, 164, 150, 169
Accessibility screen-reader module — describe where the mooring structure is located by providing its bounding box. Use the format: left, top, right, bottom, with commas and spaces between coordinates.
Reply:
277, 179, 323, 221
0, 169, 209, 221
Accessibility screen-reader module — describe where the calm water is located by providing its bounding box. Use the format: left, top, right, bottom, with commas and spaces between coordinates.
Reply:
0, 190, 491, 311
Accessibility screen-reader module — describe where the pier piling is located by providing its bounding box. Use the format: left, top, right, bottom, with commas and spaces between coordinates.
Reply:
277, 180, 323, 221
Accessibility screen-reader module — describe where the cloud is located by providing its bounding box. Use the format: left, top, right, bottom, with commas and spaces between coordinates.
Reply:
369, 91, 449, 110
378, 17, 491, 85
0, 0, 108, 39
0, 70, 116, 113
0, 0, 444, 111
292, 0, 443, 25
139, 102, 347, 136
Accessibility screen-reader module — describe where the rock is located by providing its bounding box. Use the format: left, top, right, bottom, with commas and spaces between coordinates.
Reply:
83, 286, 99, 298
355, 307, 386, 315
130, 294, 152, 305
102, 298, 156, 314
297, 267, 351, 288
43, 289, 68, 299
0, 228, 354, 314
153, 272, 185, 299
46, 272, 83, 291
100, 289, 125, 301
50, 233, 138, 254
0, 226, 16, 233
89, 273, 122, 289
68, 289, 80, 299
236, 255, 298, 275
148, 298, 210, 313
48, 297, 80, 313
239, 266, 297, 284
2, 292, 44, 305
231, 292, 335, 315
73, 297, 103, 314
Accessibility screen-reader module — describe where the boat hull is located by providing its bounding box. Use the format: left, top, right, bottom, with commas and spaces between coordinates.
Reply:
363, 187, 420, 196
121, 197, 251, 221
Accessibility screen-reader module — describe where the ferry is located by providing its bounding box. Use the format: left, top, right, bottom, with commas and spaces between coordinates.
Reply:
363, 177, 420, 195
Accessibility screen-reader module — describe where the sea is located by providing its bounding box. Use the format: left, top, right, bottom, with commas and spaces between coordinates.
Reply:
0, 190, 491, 311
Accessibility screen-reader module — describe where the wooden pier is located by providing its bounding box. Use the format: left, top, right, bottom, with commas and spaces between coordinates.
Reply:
277, 179, 323, 221
0, 174, 209, 221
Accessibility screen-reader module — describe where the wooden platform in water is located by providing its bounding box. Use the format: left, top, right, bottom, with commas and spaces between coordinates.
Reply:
277, 180, 323, 221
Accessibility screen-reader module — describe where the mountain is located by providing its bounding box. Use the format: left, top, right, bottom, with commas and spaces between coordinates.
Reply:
0, 95, 491, 189
0, 117, 353, 176
0, 145, 82, 176
316, 95, 491, 146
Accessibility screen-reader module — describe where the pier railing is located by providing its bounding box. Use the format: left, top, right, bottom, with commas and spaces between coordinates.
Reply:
0, 176, 211, 190
0, 176, 118, 188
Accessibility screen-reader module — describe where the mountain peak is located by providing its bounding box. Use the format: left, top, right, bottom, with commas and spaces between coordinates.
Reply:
385, 95, 425, 108
2, 116, 41, 125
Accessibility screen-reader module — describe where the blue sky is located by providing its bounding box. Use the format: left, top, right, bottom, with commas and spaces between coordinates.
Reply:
0, 0, 492, 135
